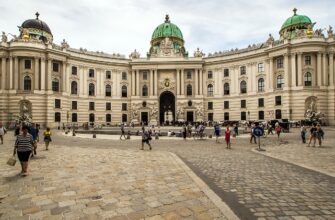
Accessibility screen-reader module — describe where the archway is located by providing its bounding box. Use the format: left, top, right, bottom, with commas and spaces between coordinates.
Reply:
159, 91, 175, 125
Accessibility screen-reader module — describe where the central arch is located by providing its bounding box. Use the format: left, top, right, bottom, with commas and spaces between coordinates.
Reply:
159, 91, 175, 125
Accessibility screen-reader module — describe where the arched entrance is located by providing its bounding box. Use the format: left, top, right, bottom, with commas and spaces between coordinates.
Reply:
159, 91, 175, 125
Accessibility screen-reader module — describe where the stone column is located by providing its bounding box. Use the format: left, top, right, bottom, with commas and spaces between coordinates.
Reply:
150, 69, 154, 96
66, 64, 71, 93
199, 69, 203, 95
297, 53, 303, 86
330, 53, 334, 86
291, 53, 296, 87
131, 70, 135, 96
323, 53, 327, 86
252, 64, 257, 92
176, 69, 180, 95
1, 58, 6, 90
80, 66, 84, 95
62, 61, 66, 92
47, 59, 52, 90
181, 69, 184, 95
40, 58, 46, 90
154, 69, 158, 96
136, 70, 140, 96
247, 64, 252, 92
34, 57, 39, 90
269, 58, 273, 89
195, 69, 198, 95
317, 52, 322, 86
284, 54, 290, 87
9, 57, 13, 89
96, 69, 101, 96
83, 67, 88, 96
14, 57, 18, 89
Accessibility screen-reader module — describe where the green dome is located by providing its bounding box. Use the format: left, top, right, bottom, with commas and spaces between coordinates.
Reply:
151, 15, 183, 41
281, 8, 312, 31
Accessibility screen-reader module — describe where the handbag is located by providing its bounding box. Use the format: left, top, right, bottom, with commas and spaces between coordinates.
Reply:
7, 156, 16, 166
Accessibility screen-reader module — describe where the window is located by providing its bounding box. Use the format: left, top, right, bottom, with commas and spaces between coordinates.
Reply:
106, 114, 111, 122
207, 84, 213, 96
71, 81, 78, 95
121, 85, 127, 97
89, 69, 95, 78
122, 72, 127, 80
275, 109, 282, 119
258, 98, 264, 107
305, 55, 311, 65
55, 99, 61, 108
55, 112, 61, 122
72, 66, 77, 75
105, 84, 111, 96
277, 57, 283, 68
122, 113, 127, 122
52, 78, 59, 92
143, 72, 148, 80
142, 85, 148, 96
304, 72, 312, 86
106, 71, 111, 79
89, 113, 95, 122
223, 83, 230, 95
224, 69, 229, 77
224, 101, 229, 109
258, 111, 265, 120
106, 102, 111, 111
72, 113, 77, 122
240, 66, 246, 75
208, 102, 213, 110
122, 103, 127, 111
89, 102, 95, 111
241, 112, 247, 120
240, 80, 247, 94
258, 63, 264, 72
88, 83, 95, 96
186, 84, 192, 96
241, 100, 246, 108
258, 78, 265, 92
24, 60, 31, 69
53, 62, 59, 72
275, 96, 281, 106
224, 112, 229, 121
207, 71, 213, 79
72, 101, 77, 110
208, 113, 214, 121
276, 75, 284, 89
186, 71, 192, 79
24, 76, 31, 91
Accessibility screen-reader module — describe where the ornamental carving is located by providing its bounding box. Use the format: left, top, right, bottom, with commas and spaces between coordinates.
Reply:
159, 78, 175, 90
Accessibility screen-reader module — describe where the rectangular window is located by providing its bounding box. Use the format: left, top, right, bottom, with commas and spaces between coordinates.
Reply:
72, 101, 77, 110
122, 103, 127, 111
106, 102, 111, 110
72, 113, 78, 122
55, 112, 61, 122
224, 101, 229, 109
53, 62, 59, 72
275, 96, 282, 106
89, 102, 95, 111
24, 60, 31, 69
277, 57, 284, 68
258, 111, 265, 120
208, 102, 213, 110
305, 55, 311, 65
241, 112, 246, 120
224, 69, 229, 77
240, 66, 246, 75
122, 72, 127, 80
143, 72, 148, 80
72, 66, 77, 75
208, 113, 214, 121
258, 63, 264, 72
241, 100, 246, 108
258, 98, 264, 107
106, 71, 111, 79
89, 69, 95, 78
207, 71, 213, 79
186, 71, 192, 79
55, 99, 61, 108
224, 112, 229, 121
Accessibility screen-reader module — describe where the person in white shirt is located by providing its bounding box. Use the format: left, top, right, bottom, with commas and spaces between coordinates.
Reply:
0, 122, 7, 144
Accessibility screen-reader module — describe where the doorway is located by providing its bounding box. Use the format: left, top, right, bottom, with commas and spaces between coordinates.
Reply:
186, 111, 194, 123
159, 91, 175, 125
141, 112, 149, 125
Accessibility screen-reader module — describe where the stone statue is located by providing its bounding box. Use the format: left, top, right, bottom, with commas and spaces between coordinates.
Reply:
150, 104, 158, 120
61, 39, 70, 49
266, 34, 274, 45
1, 32, 7, 43
194, 48, 205, 57
129, 49, 140, 59
327, 25, 333, 38
131, 106, 139, 121
196, 106, 204, 117
176, 107, 184, 120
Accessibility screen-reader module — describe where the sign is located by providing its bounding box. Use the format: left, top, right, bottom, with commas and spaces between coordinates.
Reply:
253, 127, 264, 137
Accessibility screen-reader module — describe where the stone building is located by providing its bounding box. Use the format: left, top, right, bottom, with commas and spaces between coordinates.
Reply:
0, 9, 334, 127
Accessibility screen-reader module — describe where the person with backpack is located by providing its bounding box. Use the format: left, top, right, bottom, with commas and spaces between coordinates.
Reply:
141, 128, 152, 150
0, 122, 7, 144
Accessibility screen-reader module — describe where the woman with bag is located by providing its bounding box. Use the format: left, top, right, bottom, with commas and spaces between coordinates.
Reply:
13, 125, 33, 176
43, 127, 52, 150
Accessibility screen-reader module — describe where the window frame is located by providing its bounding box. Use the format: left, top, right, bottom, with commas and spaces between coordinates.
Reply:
71, 81, 78, 95
241, 100, 246, 108
240, 80, 247, 94
122, 72, 127, 80
224, 83, 230, 95
240, 66, 246, 75
224, 101, 229, 109
304, 72, 312, 86
258, 78, 265, 92
88, 83, 95, 96
207, 84, 214, 96
52, 62, 59, 72
186, 71, 192, 79
277, 57, 284, 69
186, 84, 192, 96
305, 55, 311, 65
55, 99, 61, 109
71, 66, 77, 75
106, 102, 111, 111
23, 76, 32, 91
258, 98, 264, 107
208, 102, 213, 110
121, 85, 127, 98
24, 59, 31, 69
275, 96, 282, 106
142, 85, 148, 96
207, 71, 213, 79
89, 102, 95, 111
122, 103, 127, 111
106, 71, 111, 79
105, 84, 112, 97
276, 75, 284, 89
89, 69, 95, 78
71, 101, 77, 110
224, 69, 229, 77
52, 78, 60, 92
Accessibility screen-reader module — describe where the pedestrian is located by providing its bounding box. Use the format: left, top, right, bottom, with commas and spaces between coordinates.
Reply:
141, 128, 152, 150
250, 124, 257, 144
36, 124, 40, 142
182, 124, 187, 140
233, 124, 238, 137
13, 125, 33, 176
315, 124, 324, 147
187, 123, 192, 138
275, 124, 282, 139
120, 123, 126, 140
0, 122, 7, 144
307, 124, 317, 147
43, 127, 52, 150
29, 124, 38, 156
214, 123, 221, 143
225, 126, 231, 149
300, 125, 307, 143
15, 124, 20, 136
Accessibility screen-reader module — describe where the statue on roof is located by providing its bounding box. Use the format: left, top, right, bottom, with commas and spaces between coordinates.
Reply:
1, 32, 7, 43
129, 49, 140, 59
194, 48, 205, 57
327, 25, 333, 38
61, 39, 69, 49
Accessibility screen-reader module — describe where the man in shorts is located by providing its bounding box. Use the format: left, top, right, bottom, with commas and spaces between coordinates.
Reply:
120, 123, 127, 140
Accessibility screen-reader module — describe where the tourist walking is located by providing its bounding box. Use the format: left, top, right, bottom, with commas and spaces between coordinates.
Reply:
43, 127, 52, 150
225, 126, 231, 149
187, 123, 192, 138
13, 125, 33, 176
14, 124, 20, 136
233, 124, 238, 137
315, 124, 324, 147
300, 125, 307, 143
182, 124, 187, 140
307, 124, 317, 147
0, 122, 7, 144
214, 123, 221, 143
275, 124, 282, 139
120, 123, 126, 140
141, 128, 152, 150
250, 124, 257, 144
29, 124, 38, 156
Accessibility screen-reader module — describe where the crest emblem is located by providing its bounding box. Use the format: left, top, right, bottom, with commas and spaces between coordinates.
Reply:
164, 78, 170, 87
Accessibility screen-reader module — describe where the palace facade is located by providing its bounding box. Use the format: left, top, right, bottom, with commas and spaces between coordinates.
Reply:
0, 9, 335, 127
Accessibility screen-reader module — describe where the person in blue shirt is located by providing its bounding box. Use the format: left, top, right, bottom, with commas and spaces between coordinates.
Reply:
28, 124, 38, 156
214, 123, 221, 143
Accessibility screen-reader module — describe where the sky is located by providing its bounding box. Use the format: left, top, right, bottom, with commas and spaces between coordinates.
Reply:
0, 0, 334, 57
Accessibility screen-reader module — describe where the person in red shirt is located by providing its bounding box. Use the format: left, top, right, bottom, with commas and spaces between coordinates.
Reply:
225, 126, 231, 149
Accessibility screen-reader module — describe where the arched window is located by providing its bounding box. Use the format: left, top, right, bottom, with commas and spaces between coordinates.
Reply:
121, 85, 127, 97
71, 81, 78, 95
88, 83, 95, 96
207, 84, 213, 96
106, 114, 111, 123
224, 83, 230, 95
142, 85, 148, 96
258, 78, 265, 92
89, 113, 95, 122
240, 80, 247, 94
186, 84, 192, 96
276, 75, 284, 89
52, 78, 59, 92
304, 72, 312, 86
105, 84, 111, 96
24, 76, 31, 91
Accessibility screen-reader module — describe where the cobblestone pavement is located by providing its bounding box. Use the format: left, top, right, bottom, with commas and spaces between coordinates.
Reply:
0, 134, 230, 220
